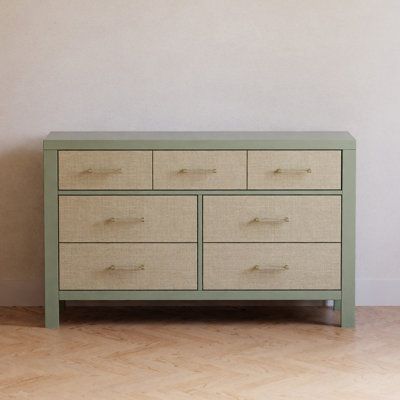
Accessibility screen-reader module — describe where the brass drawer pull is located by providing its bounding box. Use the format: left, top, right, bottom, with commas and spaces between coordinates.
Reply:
178, 168, 217, 174
274, 168, 311, 174
252, 217, 289, 224
106, 264, 145, 272
83, 168, 123, 175
105, 217, 145, 224
252, 264, 289, 272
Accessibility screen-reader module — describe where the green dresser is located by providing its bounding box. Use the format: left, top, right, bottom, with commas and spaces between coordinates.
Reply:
44, 132, 356, 328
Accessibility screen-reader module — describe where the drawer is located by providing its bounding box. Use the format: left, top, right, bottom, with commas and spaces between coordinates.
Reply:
59, 196, 197, 242
153, 151, 246, 189
248, 151, 341, 189
59, 151, 152, 189
59, 243, 197, 290
203, 243, 341, 290
203, 195, 341, 242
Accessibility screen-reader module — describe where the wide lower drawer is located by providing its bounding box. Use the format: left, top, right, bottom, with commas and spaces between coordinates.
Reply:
59, 151, 152, 189
203, 243, 341, 290
153, 151, 247, 189
248, 150, 341, 189
59, 196, 197, 242
59, 243, 197, 290
203, 195, 341, 242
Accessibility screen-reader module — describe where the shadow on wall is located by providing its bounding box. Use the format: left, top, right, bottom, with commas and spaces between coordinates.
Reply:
0, 139, 44, 305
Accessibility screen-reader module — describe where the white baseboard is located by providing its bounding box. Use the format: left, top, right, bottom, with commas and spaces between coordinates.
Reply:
356, 279, 400, 306
0, 279, 399, 306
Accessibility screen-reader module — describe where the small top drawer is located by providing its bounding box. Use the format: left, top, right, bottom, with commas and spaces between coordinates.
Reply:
153, 151, 247, 189
59, 151, 152, 190
248, 151, 341, 189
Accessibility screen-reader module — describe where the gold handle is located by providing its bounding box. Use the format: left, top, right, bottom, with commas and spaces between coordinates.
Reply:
252, 217, 289, 224
83, 168, 122, 175
105, 217, 145, 224
106, 264, 145, 272
252, 264, 289, 272
178, 168, 217, 174
274, 168, 311, 174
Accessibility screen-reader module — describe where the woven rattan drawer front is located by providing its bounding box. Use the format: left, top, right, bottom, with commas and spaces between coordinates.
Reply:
59, 196, 197, 242
203, 243, 341, 290
153, 151, 246, 189
248, 151, 341, 189
59, 243, 197, 290
59, 151, 152, 189
203, 195, 341, 242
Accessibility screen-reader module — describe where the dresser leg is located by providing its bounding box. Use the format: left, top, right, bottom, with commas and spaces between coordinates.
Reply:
340, 303, 355, 328
333, 300, 341, 310
45, 299, 60, 329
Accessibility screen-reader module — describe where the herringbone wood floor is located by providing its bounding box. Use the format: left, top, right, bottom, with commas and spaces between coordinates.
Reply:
0, 306, 399, 399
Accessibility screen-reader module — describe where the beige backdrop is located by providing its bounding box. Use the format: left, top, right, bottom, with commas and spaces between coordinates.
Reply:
1, 0, 400, 305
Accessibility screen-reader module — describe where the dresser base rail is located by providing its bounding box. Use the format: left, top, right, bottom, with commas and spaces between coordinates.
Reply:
59, 290, 341, 301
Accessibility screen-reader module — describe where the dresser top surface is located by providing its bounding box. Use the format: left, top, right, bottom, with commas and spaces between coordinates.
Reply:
44, 131, 356, 150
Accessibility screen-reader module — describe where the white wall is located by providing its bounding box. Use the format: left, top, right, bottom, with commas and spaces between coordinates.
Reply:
1, 0, 400, 306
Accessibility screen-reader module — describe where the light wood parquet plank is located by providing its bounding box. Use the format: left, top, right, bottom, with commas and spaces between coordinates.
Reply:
0, 306, 399, 400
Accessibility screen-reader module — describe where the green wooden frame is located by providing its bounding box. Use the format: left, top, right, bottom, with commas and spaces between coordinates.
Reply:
44, 150, 59, 328
44, 131, 356, 150
59, 290, 341, 301
44, 132, 356, 328
340, 150, 356, 327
